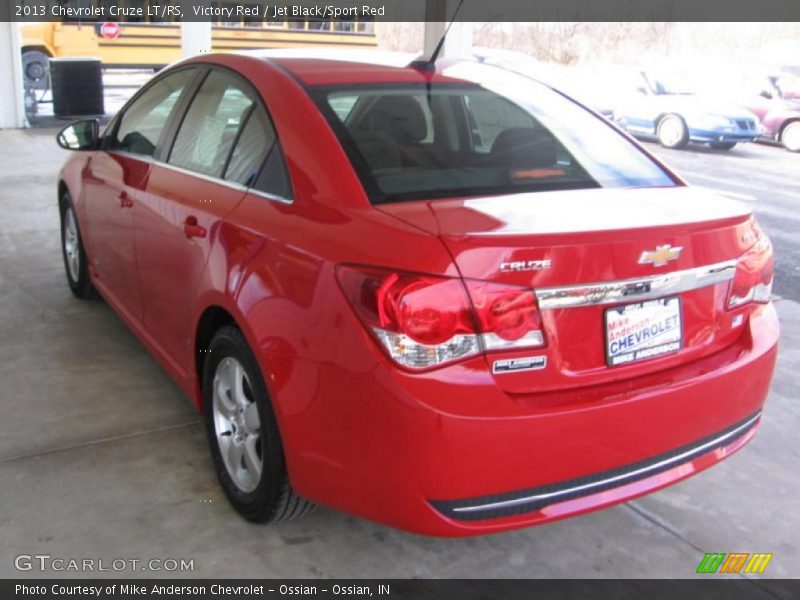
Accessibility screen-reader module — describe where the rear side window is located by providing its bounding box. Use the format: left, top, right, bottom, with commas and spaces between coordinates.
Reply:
169, 70, 258, 178
225, 106, 275, 186
112, 69, 194, 157
168, 69, 292, 199
311, 81, 676, 204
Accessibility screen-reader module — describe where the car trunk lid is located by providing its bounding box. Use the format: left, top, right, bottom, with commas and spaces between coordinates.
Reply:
377, 186, 758, 394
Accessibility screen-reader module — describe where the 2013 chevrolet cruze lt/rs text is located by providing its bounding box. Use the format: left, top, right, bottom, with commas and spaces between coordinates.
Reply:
55, 52, 778, 536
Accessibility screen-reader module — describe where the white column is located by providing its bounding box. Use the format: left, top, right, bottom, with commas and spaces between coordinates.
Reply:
0, 22, 27, 129
422, 1, 473, 59
181, 22, 212, 59
442, 22, 473, 58
423, 22, 447, 58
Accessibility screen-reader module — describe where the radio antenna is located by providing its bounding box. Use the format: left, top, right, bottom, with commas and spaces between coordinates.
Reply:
410, 0, 465, 73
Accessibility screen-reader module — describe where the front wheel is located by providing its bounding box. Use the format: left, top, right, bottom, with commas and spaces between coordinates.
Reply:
781, 121, 800, 152
60, 194, 97, 299
657, 114, 689, 149
203, 325, 315, 523
710, 142, 737, 151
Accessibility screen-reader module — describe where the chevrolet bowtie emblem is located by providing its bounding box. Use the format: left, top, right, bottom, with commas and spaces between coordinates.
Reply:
638, 244, 682, 267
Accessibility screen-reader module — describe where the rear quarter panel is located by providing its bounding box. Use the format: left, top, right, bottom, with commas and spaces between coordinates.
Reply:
185, 57, 458, 483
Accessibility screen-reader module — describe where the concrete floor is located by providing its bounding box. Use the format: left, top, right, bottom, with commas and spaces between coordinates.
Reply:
0, 127, 798, 580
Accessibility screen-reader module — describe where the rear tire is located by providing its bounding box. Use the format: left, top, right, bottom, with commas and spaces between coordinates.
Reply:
781, 121, 800, 152
657, 114, 689, 149
203, 325, 315, 523
709, 142, 736, 151
60, 193, 97, 299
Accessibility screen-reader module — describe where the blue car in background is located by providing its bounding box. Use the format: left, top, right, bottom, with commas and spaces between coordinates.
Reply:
611, 68, 761, 150
471, 54, 760, 152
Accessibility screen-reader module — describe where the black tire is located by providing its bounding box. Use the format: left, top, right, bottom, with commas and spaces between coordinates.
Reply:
709, 142, 737, 150
59, 193, 98, 299
203, 325, 315, 523
22, 50, 50, 90
656, 114, 689, 149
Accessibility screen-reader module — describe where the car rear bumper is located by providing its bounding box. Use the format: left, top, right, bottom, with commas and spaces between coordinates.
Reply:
282, 302, 779, 536
429, 410, 760, 522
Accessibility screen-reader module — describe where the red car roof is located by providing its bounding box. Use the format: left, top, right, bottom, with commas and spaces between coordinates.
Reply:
267, 57, 468, 87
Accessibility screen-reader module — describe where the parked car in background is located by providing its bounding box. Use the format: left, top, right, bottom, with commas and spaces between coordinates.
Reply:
603, 68, 761, 150
740, 75, 800, 152
773, 72, 800, 99
471, 50, 627, 127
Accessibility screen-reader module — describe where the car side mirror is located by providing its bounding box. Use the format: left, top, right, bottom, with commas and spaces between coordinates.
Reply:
759, 90, 773, 100
56, 119, 100, 151
635, 86, 648, 96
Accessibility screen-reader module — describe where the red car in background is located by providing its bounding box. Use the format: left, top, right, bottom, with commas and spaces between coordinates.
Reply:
55, 52, 778, 536
744, 75, 800, 152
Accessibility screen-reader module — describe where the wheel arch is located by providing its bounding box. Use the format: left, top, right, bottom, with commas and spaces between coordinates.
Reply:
194, 305, 237, 397
57, 179, 69, 206
654, 112, 671, 129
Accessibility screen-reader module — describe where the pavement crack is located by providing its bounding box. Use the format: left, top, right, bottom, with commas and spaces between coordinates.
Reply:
624, 502, 788, 599
625, 501, 705, 552
0, 420, 202, 464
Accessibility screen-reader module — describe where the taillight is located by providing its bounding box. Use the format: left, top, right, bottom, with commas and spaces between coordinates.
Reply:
728, 236, 774, 309
336, 266, 546, 370
464, 280, 545, 350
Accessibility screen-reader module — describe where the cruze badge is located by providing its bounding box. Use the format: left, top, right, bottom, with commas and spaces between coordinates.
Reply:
499, 259, 552, 273
638, 245, 682, 267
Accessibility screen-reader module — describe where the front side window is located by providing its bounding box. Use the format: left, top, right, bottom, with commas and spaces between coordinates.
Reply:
311, 65, 677, 204
111, 69, 194, 157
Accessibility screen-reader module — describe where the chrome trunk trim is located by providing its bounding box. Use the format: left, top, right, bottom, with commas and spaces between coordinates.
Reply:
535, 260, 737, 310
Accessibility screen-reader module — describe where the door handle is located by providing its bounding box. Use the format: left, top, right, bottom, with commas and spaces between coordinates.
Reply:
183, 216, 206, 239
119, 191, 133, 208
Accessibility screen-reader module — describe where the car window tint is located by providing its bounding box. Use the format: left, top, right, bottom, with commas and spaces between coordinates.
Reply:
465, 93, 535, 153
112, 69, 194, 157
313, 80, 676, 205
253, 143, 292, 199
224, 105, 275, 186
169, 70, 257, 179
329, 94, 359, 121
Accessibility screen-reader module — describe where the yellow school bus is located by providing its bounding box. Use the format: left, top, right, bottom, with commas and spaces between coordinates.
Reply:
19, 0, 377, 87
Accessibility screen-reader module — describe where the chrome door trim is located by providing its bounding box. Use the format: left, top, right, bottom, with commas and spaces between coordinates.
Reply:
535, 260, 737, 310
110, 151, 294, 205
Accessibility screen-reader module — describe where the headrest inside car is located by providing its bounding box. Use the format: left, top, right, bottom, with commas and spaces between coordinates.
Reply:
490, 127, 558, 168
364, 95, 428, 144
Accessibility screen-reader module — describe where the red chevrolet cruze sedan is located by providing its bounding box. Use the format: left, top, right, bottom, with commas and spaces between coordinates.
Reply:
55, 52, 778, 536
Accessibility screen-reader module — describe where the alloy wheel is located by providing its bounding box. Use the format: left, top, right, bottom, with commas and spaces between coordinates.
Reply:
212, 357, 263, 493
63, 207, 80, 283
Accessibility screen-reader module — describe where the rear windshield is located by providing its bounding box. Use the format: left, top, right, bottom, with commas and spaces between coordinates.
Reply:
310, 68, 676, 204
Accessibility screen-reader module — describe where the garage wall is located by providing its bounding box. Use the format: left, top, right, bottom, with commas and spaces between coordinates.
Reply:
0, 22, 26, 129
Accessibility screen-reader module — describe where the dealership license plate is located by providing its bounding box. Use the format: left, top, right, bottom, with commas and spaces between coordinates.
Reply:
605, 297, 682, 366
